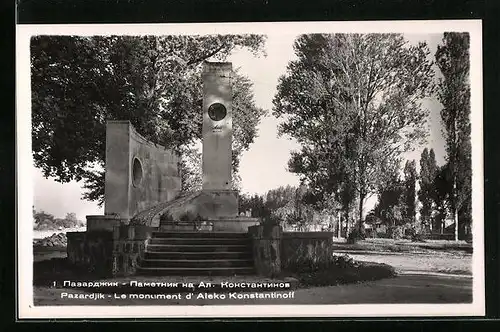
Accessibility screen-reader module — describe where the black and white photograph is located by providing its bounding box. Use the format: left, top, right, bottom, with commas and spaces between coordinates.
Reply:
16, 21, 484, 318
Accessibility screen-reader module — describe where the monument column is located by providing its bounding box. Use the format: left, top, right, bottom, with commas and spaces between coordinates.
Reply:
202, 62, 233, 190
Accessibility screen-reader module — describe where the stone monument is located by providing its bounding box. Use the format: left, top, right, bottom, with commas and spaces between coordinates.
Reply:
202, 62, 233, 191
130, 62, 259, 232
67, 61, 260, 277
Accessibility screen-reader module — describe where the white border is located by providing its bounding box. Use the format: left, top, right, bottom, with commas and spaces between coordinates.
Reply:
17, 20, 484, 319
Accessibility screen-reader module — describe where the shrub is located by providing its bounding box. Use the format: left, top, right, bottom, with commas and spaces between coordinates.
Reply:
347, 228, 366, 244
411, 232, 426, 242
284, 213, 303, 229
387, 226, 404, 240
261, 214, 281, 226
288, 254, 396, 287
292, 254, 360, 273
364, 228, 377, 239
404, 227, 415, 238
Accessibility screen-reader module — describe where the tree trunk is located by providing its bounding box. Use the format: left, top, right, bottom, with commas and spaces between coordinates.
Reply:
358, 193, 365, 233
346, 215, 350, 237
338, 211, 342, 239
453, 180, 459, 241
454, 209, 459, 241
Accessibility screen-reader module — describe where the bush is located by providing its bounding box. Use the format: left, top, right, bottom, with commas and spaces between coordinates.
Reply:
288, 254, 396, 287
387, 226, 404, 240
411, 232, 426, 242
261, 214, 281, 226
347, 228, 366, 244
403, 228, 426, 242
404, 227, 415, 238
292, 254, 360, 273
284, 213, 303, 228
364, 228, 377, 239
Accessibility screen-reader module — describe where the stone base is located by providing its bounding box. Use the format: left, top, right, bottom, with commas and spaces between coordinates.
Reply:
87, 215, 128, 232
165, 190, 238, 220
67, 230, 114, 277
112, 225, 154, 276
248, 224, 282, 277
211, 217, 260, 232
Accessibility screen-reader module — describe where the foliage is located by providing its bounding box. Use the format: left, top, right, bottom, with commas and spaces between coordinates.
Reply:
347, 228, 366, 244
239, 185, 319, 229
289, 254, 396, 287
402, 160, 417, 224
293, 254, 360, 273
418, 148, 438, 229
273, 33, 435, 233
373, 172, 405, 227
435, 32, 472, 240
387, 225, 404, 240
31, 35, 267, 204
431, 163, 453, 233
33, 210, 85, 230
239, 193, 269, 218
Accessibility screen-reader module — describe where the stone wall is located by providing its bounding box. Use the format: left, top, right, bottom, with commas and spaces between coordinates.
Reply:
104, 121, 181, 220
248, 225, 281, 277
66, 230, 114, 277
112, 225, 154, 276
248, 225, 335, 277
281, 232, 335, 271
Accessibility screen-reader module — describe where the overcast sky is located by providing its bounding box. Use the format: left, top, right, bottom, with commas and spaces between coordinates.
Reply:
33, 32, 447, 221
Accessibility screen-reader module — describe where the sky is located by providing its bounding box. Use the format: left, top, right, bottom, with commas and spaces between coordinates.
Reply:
33, 32, 448, 221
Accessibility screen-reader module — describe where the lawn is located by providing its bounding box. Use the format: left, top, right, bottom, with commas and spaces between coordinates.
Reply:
331, 238, 472, 254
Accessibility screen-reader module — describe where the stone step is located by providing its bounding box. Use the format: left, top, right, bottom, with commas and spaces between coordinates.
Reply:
148, 237, 251, 245
139, 258, 254, 268
135, 266, 256, 276
144, 251, 253, 260
146, 244, 251, 253
159, 224, 209, 232
151, 231, 249, 239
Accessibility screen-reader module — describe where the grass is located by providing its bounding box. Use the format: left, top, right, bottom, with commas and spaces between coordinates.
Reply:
331, 238, 472, 254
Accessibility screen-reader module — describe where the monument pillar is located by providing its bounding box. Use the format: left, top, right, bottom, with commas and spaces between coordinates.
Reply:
199, 61, 239, 219
202, 62, 233, 190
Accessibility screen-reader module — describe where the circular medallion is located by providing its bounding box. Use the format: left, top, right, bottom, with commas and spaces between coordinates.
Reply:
208, 103, 227, 121
132, 157, 143, 187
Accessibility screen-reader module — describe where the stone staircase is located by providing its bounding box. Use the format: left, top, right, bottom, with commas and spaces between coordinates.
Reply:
136, 230, 255, 276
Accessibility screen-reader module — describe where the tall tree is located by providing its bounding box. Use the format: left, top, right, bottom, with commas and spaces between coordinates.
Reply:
273, 33, 435, 233
31, 35, 267, 205
435, 32, 472, 241
373, 172, 405, 227
402, 160, 417, 225
431, 163, 452, 234
418, 148, 438, 232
